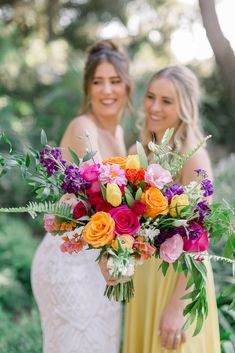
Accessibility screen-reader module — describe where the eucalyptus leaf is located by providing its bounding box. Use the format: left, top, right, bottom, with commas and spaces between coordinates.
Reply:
68, 147, 80, 165
40, 129, 48, 146
136, 141, 148, 169
82, 150, 97, 162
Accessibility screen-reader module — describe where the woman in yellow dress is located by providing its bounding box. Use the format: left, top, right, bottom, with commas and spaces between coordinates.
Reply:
123, 66, 221, 353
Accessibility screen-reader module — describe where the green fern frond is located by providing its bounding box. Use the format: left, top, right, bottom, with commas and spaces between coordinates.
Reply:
171, 135, 212, 177
188, 252, 235, 265
0, 201, 73, 220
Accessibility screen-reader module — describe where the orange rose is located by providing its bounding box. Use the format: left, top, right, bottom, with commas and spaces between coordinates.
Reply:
82, 212, 115, 247
112, 234, 135, 251
102, 156, 127, 169
125, 168, 146, 183
141, 186, 169, 218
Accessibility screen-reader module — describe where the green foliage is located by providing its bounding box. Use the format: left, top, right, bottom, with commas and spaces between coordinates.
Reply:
0, 214, 42, 352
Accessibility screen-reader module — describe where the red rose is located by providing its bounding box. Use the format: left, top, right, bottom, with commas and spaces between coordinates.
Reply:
132, 200, 146, 216
87, 192, 103, 207
73, 201, 87, 219
96, 200, 113, 212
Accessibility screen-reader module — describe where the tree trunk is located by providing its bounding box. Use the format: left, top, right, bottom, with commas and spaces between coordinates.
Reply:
198, 0, 235, 151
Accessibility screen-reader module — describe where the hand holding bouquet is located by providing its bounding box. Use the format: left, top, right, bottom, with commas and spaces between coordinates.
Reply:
0, 128, 234, 335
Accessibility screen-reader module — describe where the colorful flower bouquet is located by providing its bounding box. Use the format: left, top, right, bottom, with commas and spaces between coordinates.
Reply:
0, 128, 234, 335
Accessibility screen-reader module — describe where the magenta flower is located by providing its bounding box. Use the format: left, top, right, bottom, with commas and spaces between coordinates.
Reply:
109, 205, 140, 236
79, 162, 101, 182
183, 223, 209, 252
99, 164, 127, 186
144, 164, 172, 189
160, 234, 184, 263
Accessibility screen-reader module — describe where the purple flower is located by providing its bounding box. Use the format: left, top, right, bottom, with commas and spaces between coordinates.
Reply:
201, 179, 213, 197
195, 169, 208, 178
163, 184, 184, 202
61, 165, 87, 194
194, 200, 211, 223
40, 146, 66, 176
154, 226, 186, 246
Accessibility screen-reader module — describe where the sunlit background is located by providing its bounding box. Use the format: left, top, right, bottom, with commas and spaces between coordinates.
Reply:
0, 1, 235, 352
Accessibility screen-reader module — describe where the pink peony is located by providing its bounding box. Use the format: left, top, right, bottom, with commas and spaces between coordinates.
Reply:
144, 164, 172, 189
160, 234, 184, 263
43, 214, 57, 232
73, 201, 88, 219
99, 164, 127, 186
183, 223, 209, 252
109, 205, 140, 236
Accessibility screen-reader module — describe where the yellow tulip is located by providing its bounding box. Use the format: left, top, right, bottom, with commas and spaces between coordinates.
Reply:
126, 155, 140, 169
170, 194, 189, 218
106, 183, 122, 207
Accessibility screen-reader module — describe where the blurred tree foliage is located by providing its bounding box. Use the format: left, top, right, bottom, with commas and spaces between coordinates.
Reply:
0, 1, 235, 350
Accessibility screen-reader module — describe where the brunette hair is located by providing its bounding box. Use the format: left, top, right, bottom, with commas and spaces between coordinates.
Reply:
81, 40, 132, 113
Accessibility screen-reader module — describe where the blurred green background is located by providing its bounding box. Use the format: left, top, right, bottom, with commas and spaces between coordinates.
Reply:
0, 0, 235, 352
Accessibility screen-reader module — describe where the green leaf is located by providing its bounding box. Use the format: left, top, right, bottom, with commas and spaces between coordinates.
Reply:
0, 132, 12, 153
136, 141, 148, 169
40, 129, 48, 146
25, 154, 31, 168
100, 181, 106, 200
161, 128, 174, 145
82, 150, 97, 162
124, 187, 134, 207
193, 312, 204, 336
135, 188, 142, 200
222, 284, 235, 298
68, 147, 80, 165
182, 311, 196, 332
161, 261, 169, 276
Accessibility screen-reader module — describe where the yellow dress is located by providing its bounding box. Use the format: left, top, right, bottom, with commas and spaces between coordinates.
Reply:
123, 257, 221, 353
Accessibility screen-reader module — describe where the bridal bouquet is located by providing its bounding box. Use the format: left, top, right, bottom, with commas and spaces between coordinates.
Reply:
0, 128, 234, 335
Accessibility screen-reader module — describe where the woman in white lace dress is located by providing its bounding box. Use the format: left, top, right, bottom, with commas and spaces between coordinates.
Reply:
31, 40, 133, 353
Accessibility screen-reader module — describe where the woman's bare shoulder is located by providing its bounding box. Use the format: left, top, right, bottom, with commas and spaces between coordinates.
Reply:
128, 144, 137, 155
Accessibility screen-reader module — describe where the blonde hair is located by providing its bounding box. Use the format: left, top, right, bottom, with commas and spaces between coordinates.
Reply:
81, 40, 133, 113
141, 66, 204, 152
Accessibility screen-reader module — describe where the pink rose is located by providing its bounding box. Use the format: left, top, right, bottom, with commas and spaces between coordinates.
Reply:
183, 223, 209, 252
145, 164, 172, 189
160, 234, 184, 263
43, 214, 56, 232
73, 201, 88, 219
109, 205, 140, 236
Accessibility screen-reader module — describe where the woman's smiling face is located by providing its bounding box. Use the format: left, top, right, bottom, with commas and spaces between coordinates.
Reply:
89, 61, 127, 120
144, 77, 180, 136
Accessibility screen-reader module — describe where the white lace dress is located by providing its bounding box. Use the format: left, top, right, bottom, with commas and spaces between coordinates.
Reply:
31, 234, 121, 353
